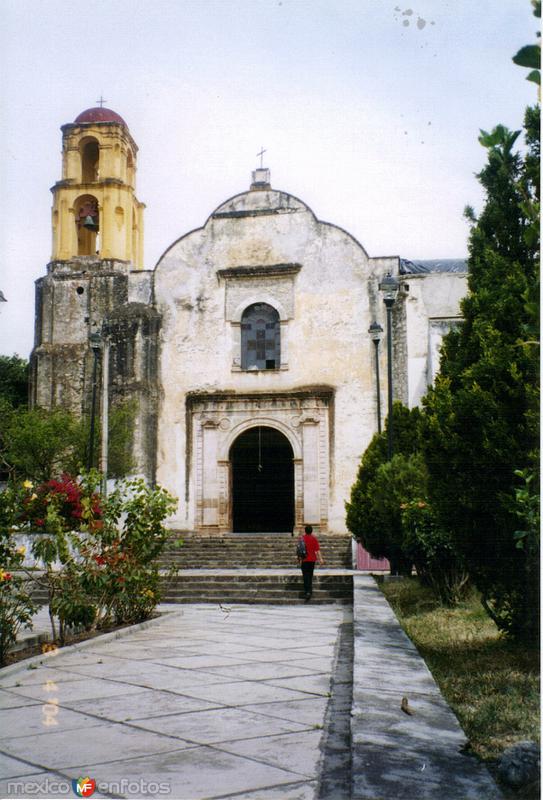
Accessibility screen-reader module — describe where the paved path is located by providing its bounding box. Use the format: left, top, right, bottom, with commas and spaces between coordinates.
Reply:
351, 576, 502, 799
0, 604, 348, 799
1, 580, 503, 800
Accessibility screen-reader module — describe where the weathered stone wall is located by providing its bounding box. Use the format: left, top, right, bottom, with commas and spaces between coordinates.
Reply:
105, 303, 160, 481
31, 257, 131, 414
30, 257, 159, 481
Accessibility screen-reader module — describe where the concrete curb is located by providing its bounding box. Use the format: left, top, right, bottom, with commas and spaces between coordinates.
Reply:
0, 609, 182, 680
350, 575, 502, 799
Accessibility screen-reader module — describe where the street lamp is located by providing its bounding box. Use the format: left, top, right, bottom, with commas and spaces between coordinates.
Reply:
368, 321, 383, 434
100, 329, 110, 496
87, 331, 101, 472
378, 272, 400, 459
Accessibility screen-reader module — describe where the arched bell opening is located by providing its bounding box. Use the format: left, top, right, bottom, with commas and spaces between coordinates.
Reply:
132, 208, 138, 262
127, 149, 135, 187
75, 194, 99, 256
229, 426, 294, 532
80, 138, 99, 182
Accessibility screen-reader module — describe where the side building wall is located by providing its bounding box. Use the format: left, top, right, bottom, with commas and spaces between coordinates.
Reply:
403, 273, 467, 407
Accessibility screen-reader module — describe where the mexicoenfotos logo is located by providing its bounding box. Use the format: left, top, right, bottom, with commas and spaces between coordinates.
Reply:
7, 777, 171, 796
72, 777, 96, 797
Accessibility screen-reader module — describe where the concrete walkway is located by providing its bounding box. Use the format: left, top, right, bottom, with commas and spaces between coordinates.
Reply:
351, 576, 501, 799
0, 604, 346, 799
0, 579, 502, 799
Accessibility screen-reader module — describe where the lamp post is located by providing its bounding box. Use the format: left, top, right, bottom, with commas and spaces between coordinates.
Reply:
99, 330, 110, 496
368, 321, 383, 434
378, 273, 400, 459
87, 331, 101, 472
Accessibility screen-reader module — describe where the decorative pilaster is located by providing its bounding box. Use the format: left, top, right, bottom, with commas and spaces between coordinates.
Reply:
301, 419, 320, 524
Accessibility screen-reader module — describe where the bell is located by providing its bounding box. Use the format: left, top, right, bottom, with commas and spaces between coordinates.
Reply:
83, 215, 99, 231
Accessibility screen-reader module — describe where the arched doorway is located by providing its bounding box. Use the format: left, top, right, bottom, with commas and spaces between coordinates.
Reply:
230, 426, 294, 532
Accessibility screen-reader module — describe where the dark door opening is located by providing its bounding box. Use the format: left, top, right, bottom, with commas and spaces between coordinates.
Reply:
230, 426, 294, 532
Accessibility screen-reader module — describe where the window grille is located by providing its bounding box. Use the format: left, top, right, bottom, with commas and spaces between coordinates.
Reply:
240, 303, 280, 370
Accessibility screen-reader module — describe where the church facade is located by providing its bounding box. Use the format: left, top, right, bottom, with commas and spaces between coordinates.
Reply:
31, 107, 467, 535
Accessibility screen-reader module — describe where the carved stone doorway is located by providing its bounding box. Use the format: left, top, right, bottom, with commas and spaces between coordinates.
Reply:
230, 426, 294, 532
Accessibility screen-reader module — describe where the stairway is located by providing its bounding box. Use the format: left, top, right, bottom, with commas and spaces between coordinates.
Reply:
159, 532, 354, 604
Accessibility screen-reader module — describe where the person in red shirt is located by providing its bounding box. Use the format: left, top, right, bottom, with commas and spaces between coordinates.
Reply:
299, 524, 324, 601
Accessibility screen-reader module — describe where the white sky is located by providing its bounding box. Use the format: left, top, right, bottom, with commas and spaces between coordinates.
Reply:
0, 0, 537, 358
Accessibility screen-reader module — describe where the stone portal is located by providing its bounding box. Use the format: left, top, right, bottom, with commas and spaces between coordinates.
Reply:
188, 390, 332, 534
230, 426, 294, 532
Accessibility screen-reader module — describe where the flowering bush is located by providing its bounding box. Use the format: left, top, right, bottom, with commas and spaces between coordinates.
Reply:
21, 474, 101, 532
0, 474, 177, 652
401, 499, 470, 606
0, 486, 37, 665
26, 472, 103, 643
81, 478, 178, 625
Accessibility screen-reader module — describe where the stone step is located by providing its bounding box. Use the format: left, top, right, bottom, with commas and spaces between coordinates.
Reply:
162, 544, 351, 551
159, 533, 354, 570
159, 564, 354, 571
159, 571, 353, 605
163, 592, 351, 602
162, 545, 352, 552
173, 536, 350, 540
159, 551, 350, 568
161, 573, 352, 583
164, 533, 352, 548
160, 596, 351, 605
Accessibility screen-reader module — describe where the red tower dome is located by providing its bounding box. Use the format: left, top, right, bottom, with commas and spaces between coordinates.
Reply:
74, 107, 127, 126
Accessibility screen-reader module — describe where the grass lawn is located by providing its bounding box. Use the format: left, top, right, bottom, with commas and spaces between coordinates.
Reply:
380, 577, 540, 762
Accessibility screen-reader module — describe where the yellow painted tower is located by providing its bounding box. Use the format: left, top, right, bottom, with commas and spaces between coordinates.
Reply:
51, 105, 145, 266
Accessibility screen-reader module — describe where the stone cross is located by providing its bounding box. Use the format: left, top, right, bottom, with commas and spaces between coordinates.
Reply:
96, 96, 107, 108
256, 147, 267, 168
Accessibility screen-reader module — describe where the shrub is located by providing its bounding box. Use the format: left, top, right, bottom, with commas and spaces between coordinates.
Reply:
346, 403, 424, 574
29, 473, 103, 643
401, 500, 470, 606
0, 485, 37, 665
95, 478, 178, 624
0, 473, 178, 653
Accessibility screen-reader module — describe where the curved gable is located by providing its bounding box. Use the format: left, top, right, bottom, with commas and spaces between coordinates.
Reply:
212, 189, 310, 219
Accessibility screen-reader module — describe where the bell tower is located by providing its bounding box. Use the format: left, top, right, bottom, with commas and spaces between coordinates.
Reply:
51, 104, 144, 266
32, 104, 160, 482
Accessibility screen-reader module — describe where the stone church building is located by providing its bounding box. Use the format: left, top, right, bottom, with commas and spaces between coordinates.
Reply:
31, 106, 467, 535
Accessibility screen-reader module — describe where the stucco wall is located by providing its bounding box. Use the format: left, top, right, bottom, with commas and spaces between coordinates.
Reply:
403, 272, 467, 407
152, 187, 398, 532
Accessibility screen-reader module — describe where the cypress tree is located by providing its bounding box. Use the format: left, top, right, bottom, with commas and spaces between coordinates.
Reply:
422, 107, 540, 641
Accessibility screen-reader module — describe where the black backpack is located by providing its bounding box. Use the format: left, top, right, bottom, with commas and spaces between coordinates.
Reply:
296, 537, 307, 559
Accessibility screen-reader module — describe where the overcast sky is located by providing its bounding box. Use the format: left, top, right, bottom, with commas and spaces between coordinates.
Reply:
0, 0, 537, 358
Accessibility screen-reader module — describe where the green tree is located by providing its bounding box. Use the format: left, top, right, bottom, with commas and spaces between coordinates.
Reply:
0, 400, 136, 483
422, 108, 540, 641
75, 399, 136, 479
512, 0, 541, 87
346, 403, 424, 574
1, 406, 81, 482
0, 355, 29, 408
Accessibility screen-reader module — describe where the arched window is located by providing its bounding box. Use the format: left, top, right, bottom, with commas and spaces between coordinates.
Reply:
80, 138, 99, 182
241, 303, 280, 370
127, 150, 135, 186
